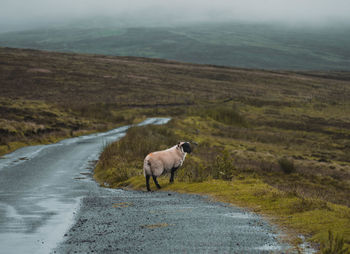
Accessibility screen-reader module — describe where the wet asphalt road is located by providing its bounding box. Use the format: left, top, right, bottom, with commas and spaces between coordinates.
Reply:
0, 118, 292, 253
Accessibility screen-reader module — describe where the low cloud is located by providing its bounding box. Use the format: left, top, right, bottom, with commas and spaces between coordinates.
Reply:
1, 0, 350, 32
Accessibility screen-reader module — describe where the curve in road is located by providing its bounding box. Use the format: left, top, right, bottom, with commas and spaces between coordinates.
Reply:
0, 118, 293, 253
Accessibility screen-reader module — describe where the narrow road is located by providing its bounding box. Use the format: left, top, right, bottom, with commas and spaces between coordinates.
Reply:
0, 118, 292, 253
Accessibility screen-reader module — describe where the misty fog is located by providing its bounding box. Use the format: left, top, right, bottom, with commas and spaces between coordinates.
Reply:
1, 0, 350, 32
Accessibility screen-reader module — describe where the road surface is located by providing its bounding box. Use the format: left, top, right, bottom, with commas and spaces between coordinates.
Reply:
0, 118, 294, 253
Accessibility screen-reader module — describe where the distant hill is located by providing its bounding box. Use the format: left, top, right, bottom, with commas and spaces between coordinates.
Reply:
0, 23, 350, 70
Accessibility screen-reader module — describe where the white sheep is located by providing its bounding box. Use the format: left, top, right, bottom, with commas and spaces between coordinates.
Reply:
143, 142, 192, 191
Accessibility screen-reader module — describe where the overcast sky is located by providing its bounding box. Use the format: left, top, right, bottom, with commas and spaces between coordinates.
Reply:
1, 0, 350, 32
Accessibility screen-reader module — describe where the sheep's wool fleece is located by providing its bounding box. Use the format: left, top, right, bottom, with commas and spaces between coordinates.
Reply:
143, 145, 185, 177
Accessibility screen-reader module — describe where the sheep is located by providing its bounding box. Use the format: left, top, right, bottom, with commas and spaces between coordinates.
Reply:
143, 141, 192, 191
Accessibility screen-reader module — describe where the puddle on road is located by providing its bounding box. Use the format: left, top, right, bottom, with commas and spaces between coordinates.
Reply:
80, 172, 93, 176
0, 197, 80, 254
74, 177, 86, 180
0, 145, 50, 170
298, 235, 318, 254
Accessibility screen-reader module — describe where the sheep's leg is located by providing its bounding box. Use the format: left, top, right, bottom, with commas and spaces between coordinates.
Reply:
146, 175, 151, 191
152, 176, 161, 189
170, 170, 175, 183
169, 167, 178, 183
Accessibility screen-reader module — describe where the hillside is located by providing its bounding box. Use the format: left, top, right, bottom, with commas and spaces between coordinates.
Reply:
1, 23, 350, 70
1, 47, 350, 250
1, 46, 350, 156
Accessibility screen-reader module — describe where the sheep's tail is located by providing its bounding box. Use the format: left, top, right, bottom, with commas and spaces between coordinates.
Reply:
143, 158, 151, 177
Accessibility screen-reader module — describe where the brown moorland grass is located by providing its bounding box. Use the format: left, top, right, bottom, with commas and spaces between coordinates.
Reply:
1, 47, 350, 251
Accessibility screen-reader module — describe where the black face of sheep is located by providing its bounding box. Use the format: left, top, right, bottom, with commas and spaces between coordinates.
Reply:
181, 142, 192, 154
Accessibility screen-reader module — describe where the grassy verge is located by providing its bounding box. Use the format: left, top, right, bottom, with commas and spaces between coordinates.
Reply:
94, 112, 350, 253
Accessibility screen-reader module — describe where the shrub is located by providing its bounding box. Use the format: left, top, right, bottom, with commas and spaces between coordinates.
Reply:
214, 150, 236, 180
321, 230, 349, 254
278, 157, 295, 174
289, 197, 330, 214
109, 160, 129, 183
177, 158, 209, 183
